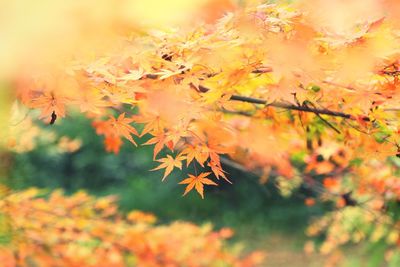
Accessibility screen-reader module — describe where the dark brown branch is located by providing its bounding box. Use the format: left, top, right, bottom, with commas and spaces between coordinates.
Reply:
144, 73, 370, 121
230, 94, 350, 119
303, 101, 341, 134
198, 85, 370, 121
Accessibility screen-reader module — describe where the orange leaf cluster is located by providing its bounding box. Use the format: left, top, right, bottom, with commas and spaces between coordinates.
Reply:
0, 189, 264, 267
6, 0, 400, 200
3, 0, 400, 263
93, 113, 138, 154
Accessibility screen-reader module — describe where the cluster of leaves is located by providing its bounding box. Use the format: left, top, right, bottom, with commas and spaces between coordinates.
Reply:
3, 0, 400, 262
9, 0, 400, 198
302, 158, 400, 263
0, 188, 264, 267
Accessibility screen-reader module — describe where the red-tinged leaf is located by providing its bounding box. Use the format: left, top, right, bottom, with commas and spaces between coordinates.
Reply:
104, 135, 123, 154
166, 140, 174, 151
92, 120, 113, 136
134, 92, 147, 100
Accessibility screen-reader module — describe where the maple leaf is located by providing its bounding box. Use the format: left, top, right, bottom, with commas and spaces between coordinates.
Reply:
143, 131, 173, 159
181, 144, 210, 166
208, 159, 231, 183
110, 113, 139, 145
30, 92, 67, 122
104, 135, 123, 154
72, 89, 109, 114
92, 120, 113, 136
179, 172, 217, 199
151, 154, 185, 181
132, 115, 162, 137
102, 87, 137, 105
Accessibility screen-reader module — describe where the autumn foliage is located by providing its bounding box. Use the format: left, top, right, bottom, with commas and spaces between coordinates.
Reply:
2, 0, 400, 265
9, 0, 400, 197
0, 188, 263, 267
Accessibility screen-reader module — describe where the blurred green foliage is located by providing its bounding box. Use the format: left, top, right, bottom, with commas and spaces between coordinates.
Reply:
9, 115, 320, 245
9, 115, 397, 266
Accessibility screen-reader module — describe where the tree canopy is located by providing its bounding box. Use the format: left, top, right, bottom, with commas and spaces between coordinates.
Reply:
2, 0, 400, 264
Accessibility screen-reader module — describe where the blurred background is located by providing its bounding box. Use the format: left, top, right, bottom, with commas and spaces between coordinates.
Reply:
5, 112, 363, 267
2, 0, 398, 266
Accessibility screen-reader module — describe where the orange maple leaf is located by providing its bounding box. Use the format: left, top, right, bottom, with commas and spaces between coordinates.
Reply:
143, 131, 175, 160
181, 144, 209, 167
132, 115, 162, 137
110, 113, 139, 145
144, 133, 166, 159
104, 135, 123, 154
151, 154, 185, 181
73, 89, 109, 114
208, 159, 230, 183
30, 92, 67, 122
179, 172, 217, 199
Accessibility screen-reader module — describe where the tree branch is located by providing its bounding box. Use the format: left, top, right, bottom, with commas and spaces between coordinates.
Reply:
198, 85, 370, 121
144, 74, 370, 121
